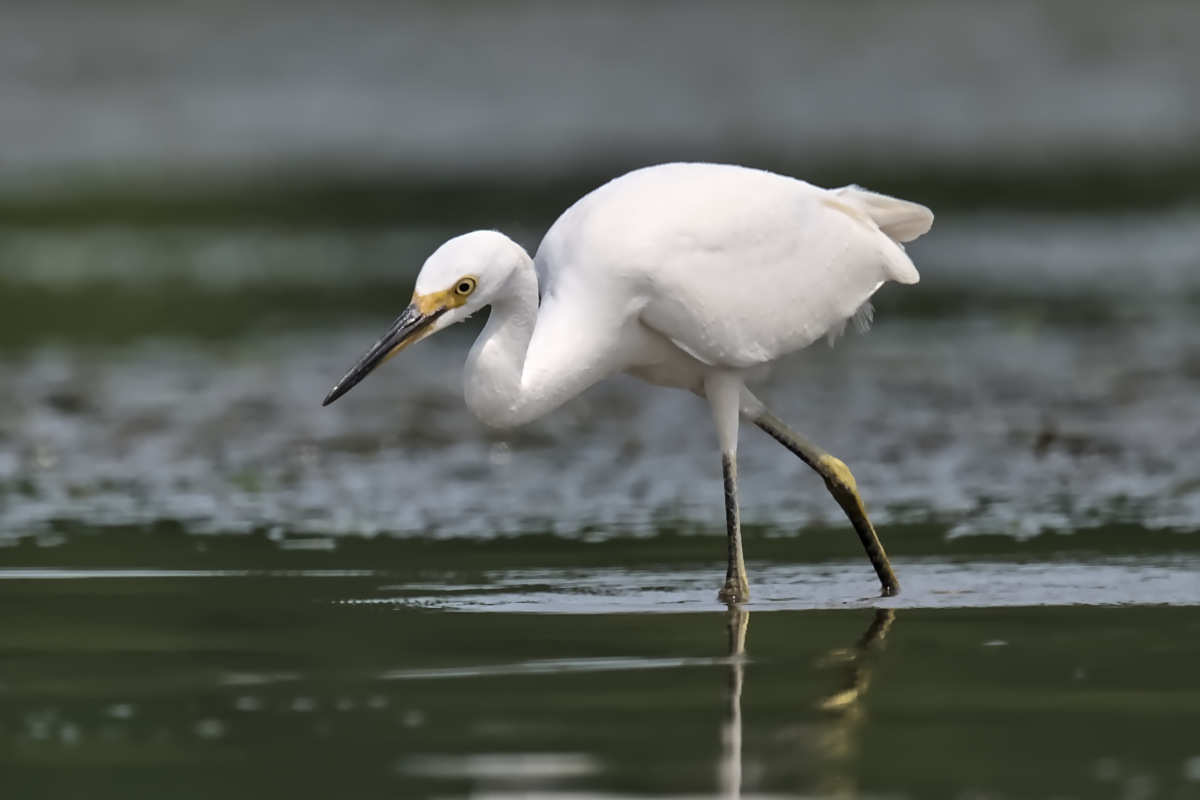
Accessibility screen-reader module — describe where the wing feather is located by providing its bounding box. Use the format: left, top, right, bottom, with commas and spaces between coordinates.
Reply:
536, 163, 932, 370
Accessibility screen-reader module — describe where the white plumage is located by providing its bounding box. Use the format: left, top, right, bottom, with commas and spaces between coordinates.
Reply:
537, 163, 926, 376
324, 162, 933, 602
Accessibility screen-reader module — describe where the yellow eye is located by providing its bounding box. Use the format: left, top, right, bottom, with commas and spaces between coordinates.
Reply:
454, 277, 477, 296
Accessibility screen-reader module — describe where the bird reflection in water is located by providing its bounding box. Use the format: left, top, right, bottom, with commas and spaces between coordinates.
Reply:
717, 607, 896, 799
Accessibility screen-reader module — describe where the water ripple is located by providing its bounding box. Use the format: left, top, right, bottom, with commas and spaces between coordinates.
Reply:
375, 557, 1200, 613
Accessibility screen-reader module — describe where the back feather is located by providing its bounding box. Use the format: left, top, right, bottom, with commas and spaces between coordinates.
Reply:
833, 185, 934, 243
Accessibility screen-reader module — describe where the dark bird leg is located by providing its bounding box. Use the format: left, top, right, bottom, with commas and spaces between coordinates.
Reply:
744, 393, 900, 596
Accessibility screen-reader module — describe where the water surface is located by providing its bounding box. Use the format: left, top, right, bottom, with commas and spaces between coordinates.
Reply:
1, 529, 1198, 799
1, 196, 1198, 798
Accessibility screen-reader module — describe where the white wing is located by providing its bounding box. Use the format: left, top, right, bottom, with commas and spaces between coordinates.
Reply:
536, 163, 932, 369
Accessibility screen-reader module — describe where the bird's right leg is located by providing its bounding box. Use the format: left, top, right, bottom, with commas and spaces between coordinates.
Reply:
741, 390, 900, 596
706, 373, 750, 604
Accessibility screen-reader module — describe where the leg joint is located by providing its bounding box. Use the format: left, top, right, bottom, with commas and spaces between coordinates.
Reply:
818, 454, 858, 494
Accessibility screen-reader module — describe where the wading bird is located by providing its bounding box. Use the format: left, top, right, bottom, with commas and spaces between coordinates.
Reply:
323, 163, 932, 602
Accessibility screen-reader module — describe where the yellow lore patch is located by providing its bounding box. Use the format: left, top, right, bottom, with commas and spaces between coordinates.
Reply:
414, 289, 451, 315
413, 277, 475, 315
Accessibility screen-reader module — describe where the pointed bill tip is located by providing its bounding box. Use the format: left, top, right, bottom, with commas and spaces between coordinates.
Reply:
321, 371, 362, 407
319, 302, 445, 409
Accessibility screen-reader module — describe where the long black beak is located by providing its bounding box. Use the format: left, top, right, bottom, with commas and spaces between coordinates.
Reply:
322, 303, 445, 406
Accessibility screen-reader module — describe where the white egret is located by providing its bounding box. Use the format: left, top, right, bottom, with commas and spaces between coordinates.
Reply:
323, 163, 933, 602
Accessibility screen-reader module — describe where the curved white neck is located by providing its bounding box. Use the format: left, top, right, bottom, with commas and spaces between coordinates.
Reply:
463, 248, 631, 428
462, 255, 543, 427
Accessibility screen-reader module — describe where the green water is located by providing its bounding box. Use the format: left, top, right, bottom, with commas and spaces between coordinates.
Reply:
2, 189, 1199, 798
0, 529, 1197, 799
4, 2, 1200, 793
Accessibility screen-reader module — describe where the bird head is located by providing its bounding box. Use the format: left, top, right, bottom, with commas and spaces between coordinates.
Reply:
322, 230, 526, 406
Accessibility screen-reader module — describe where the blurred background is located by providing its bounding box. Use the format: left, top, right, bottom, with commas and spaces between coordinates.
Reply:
3, 0, 1199, 539
2, 2, 1199, 798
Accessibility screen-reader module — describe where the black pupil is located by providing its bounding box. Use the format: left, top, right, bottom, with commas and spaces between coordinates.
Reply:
459, 282, 471, 293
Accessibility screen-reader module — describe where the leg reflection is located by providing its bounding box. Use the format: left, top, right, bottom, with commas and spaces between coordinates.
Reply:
817, 608, 896, 714
813, 608, 896, 797
716, 608, 897, 799
718, 604, 749, 800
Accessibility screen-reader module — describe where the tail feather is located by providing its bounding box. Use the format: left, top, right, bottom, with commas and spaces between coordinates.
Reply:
834, 185, 934, 244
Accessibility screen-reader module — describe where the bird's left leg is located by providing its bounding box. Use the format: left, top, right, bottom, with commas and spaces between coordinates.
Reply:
740, 389, 900, 596
706, 373, 750, 604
